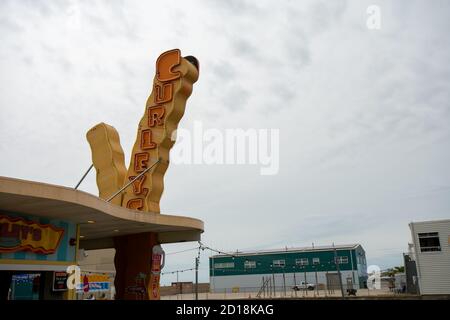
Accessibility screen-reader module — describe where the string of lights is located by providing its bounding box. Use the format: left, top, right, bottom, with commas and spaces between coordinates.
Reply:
198, 241, 238, 258
165, 247, 199, 255
160, 242, 240, 280
161, 267, 195, 275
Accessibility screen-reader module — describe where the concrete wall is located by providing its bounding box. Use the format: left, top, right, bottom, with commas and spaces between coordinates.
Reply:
78, 248, 116, 273
160, 283, 209, 296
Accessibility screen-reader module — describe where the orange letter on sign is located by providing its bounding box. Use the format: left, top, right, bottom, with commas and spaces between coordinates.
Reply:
126, 198, 144, 210
154, 82, 173, 104
156, 49, 181, 82
128, 175, 148, 195
134, 152, 149, 173
148, 106, 165, 127
141, 130, 156, 150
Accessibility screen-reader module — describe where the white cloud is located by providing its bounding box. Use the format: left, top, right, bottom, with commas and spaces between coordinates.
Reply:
1, 0, 449, 285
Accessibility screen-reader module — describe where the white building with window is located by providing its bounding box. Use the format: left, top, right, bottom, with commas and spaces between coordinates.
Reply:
408, 219, 450, 295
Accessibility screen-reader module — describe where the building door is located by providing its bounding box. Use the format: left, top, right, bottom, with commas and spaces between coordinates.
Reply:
404, 254, 419, 294
346, 277, 353, 290
326, 273, 341, 292
10, 273, 41, 300
0, 271, 13, 300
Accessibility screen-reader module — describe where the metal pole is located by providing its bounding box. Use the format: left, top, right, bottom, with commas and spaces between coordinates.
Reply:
74, 164, 93, 189
272, 268, 276, 297
334, 244, 345, 298
270, 277, 273, 297
176, 271, 179, 300
211, 253, 215, 294
293, 269, 297, 286
304, 268, 308, 296
106, 158, 160, 202
282, 267, 286, 297
195, 257, 199, 300
270, 277, 272, 297
263, 277, 266, 298
293, 269, 297, 297
315, 267, 319, 296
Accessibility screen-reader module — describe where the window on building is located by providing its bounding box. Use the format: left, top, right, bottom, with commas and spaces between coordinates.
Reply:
312, 258, 320, 265
336, 256, 348, 264
214, 262, 235, 269
295, 258, 309, 266
418, 232, 441, 252
272, 260, 285, 267
244, 260, 256, 269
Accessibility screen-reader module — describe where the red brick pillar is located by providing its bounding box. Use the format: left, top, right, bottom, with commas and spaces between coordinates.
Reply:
113, 232, 158, 300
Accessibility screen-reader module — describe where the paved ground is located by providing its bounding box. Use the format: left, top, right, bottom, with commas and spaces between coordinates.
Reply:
161, 288, 404, 300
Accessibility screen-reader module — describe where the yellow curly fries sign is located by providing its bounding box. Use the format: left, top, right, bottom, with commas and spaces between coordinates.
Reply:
0, 215, 64, 254
86, 49, 199, 212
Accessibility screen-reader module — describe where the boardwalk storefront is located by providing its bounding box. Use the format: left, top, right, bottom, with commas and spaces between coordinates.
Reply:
0, 213, 78, 300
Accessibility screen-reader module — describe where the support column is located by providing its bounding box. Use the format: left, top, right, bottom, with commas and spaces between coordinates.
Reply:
113, 232, 158, 300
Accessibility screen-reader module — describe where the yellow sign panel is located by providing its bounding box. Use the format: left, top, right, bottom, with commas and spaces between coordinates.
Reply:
86, 123, 127, 206
0, 215, 64, 254
86, 49, 199, 300
87, 49, 199, 213
80, 273, 110, 283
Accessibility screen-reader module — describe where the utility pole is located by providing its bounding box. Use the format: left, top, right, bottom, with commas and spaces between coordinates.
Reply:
314, 266, 319, 296
293, 268, 297, 297
264, 277, 268, 298
269, 277, 273, 297
195, 245, 201, 300
334, 243, 345, 298
271, 266, 276, 297
176, 270, 179, 300
304, 267, 308, 296
211, 252, 215, 294
195, 256, 199, 300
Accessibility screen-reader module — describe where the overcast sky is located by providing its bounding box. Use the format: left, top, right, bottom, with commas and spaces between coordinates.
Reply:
1, 0, 449, 285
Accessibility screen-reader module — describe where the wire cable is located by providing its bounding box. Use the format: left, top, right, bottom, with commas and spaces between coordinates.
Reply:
165, 247, 199, 255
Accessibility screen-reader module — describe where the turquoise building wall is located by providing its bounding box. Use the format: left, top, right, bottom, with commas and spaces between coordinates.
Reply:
209, 246, 367, 286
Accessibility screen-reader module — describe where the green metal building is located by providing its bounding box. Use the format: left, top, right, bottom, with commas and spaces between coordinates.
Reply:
209, 244, 367, 293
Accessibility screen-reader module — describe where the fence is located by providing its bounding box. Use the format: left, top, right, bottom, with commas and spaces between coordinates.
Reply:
161, 285, 400, 300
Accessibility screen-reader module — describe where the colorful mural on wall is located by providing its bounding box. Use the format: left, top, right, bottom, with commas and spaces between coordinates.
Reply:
0, 213, 77, 264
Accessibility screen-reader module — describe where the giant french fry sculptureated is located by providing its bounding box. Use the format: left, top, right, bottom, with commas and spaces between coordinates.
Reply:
86, 49, 199, 212
85, 49, 199, 300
